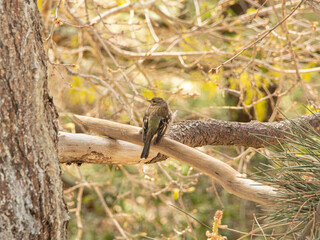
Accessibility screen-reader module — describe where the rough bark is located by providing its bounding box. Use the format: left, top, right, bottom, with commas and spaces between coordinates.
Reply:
0, 1, 68, 239
166, 112, 320, 148
150, 112, 320, 162
58, 112, 320, 165
73, 115, 278, 204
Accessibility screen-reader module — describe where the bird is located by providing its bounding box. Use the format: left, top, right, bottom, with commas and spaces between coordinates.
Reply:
140, 97, 172, 159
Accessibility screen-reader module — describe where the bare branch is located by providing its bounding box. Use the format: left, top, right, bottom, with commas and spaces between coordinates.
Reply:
69, 115, 279, 205
101, 41, 320, 74
306, 0, 320, 15
210, 0, 306, 73
90, 1, 156, 25
59, 112, 320, 164
58, 132, 158, 165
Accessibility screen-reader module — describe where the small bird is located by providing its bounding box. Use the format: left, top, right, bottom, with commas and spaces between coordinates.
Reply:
140, 97, 172, 159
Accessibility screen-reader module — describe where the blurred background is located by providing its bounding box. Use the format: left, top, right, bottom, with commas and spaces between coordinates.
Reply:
38, 0, 320, 239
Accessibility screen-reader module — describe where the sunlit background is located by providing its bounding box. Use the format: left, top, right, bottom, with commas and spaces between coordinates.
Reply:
38, 0, 320, 239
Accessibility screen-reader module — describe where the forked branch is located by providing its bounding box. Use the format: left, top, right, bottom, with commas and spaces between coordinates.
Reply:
67, 115, 278, 205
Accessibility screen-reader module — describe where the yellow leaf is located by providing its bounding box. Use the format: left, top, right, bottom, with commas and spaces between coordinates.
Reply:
141, 89, 154, 99
240, 71, 250, 87
202, 82, 217, 98
80, 91, 87, 103
88, 93, 95, 104
305, 105, 319, 113
37, 0, 42, 11
71, 35, 78, 48
173, 188, 179, 200
301, 73, 311, 82
228, 77, 237, 90
263, 78, 270, 88
255, 93, 267, 121
190, 71, 205, 81
244, 88, 252, 105
121, 113, 130, 122
254, 73, 262, 87
246, 8, 257, 14
71, 76, 83, 87
117, 0, 127, 5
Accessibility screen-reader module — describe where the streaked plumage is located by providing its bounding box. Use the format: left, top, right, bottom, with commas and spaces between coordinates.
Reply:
140, 97, 172, 159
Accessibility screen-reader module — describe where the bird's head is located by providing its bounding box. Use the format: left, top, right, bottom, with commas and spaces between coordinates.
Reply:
147, 97, 167, 106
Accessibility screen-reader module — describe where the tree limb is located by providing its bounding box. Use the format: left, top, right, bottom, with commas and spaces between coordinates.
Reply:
166, 112, 320, 148
58, 113, 319, 203
59, 113, 320, 164
58, 132, 158, 165
68, 115, 279, 205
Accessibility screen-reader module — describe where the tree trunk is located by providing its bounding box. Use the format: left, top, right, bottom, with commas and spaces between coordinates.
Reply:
0, 1, 68, 239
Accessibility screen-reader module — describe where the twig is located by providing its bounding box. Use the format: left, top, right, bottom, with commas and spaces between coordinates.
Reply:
193, 0, 202, 26
44, 0, 62, 42
90, 1, 156, 25
101, 41, 320, 74
75, 168, 84, 240
298, 200, 320, 240
210, 0, 306, 74
93, 186, 130, 240
253, 214, 267, 240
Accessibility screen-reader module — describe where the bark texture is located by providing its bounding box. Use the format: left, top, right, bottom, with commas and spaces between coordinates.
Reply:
73, 115, 278, 204
58, 112, 320, 164
166, 113, 320, 148
0, 1, 68, 239
146, 113, 320, 162
58, 132, 155, 165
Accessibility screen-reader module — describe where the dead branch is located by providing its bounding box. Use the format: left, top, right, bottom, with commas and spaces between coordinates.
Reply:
62, 115, 279, 205
58, 132, 158, 165
59, 112, 320, 165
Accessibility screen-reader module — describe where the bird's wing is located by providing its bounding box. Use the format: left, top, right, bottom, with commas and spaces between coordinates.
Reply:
153, 112, 172, 144
142, 114, 149, 142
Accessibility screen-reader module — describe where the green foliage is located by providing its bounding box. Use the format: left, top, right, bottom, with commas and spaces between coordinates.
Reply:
252, 115, 320, 239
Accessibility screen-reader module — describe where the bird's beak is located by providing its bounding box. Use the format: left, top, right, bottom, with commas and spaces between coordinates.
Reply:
146, 99, 152, 103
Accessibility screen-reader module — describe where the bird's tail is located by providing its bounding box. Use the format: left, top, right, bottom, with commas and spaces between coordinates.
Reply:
140, 136, 152, 159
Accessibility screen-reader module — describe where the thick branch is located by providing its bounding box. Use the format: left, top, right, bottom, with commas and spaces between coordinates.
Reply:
71, 115, 278, 205
58, 132, 158, 164
59, 113, 320, 164
167, 112, 320, 148
58, 113, 319, 203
